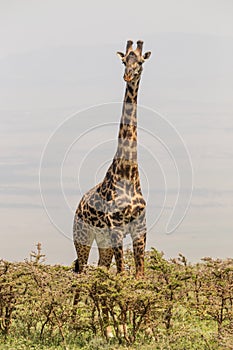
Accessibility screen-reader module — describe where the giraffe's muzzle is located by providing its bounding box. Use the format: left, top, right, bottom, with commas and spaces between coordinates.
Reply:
123, 73, 133, 82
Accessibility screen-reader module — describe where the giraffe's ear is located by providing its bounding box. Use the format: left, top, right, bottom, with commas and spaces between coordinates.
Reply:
116, 52, 125, 60
143, 51, 151, 60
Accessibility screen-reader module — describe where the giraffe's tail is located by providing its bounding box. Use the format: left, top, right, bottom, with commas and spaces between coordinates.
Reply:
73, 258, 80, 273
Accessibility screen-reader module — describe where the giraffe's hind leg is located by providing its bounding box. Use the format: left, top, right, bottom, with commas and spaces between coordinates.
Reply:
74, 242, 93, 273
131, 213, 147, 278
132, 233, 146, 278
73, 217, 94, 273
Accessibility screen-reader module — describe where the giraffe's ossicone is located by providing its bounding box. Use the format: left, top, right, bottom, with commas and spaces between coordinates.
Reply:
73, 40, 151, 278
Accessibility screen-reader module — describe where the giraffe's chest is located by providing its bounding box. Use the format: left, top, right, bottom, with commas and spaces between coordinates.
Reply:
77, 183, 146, 228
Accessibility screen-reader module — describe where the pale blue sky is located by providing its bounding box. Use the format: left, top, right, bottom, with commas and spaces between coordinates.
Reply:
0, 0, 233, 264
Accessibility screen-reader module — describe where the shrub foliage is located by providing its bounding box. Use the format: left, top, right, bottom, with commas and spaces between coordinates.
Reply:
0, 244, 233, 349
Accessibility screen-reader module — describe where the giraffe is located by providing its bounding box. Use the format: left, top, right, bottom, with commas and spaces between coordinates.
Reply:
73, 40, 151, 278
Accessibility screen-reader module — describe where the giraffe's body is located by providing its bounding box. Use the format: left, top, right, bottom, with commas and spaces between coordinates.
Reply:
73, 40, 151, 278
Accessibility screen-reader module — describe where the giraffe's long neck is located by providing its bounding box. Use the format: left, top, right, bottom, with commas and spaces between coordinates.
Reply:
99, 77, 141, 198
115, 78, 140, 164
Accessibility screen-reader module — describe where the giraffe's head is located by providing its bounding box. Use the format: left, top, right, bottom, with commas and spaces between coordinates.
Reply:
117, 40, 151, 83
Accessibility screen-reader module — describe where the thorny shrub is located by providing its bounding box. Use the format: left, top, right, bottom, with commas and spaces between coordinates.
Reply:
0, 244, 233, 349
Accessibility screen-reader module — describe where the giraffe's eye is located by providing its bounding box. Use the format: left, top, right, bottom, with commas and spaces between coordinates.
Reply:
122, 61, 126, 65
138, 62, 143, 66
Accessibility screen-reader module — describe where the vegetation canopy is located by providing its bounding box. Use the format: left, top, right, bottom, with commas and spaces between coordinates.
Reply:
0, 244, 233, 349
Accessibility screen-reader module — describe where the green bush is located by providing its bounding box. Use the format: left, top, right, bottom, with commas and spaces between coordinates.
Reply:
0, 244, 232, 349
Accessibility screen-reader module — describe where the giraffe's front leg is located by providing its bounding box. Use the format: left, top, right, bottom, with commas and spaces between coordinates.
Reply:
95, 228, 114, 269
98, 247, 114, 269
111, 229, 124, 274
113, 244, 124, 273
